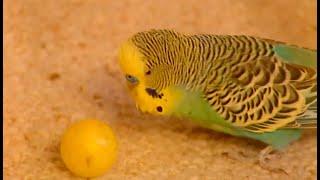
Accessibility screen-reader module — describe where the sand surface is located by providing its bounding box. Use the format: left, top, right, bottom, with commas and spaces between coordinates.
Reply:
4, 0, 317, 179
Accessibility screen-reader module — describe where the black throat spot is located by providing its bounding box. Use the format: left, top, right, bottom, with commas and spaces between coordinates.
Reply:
145, 88, 163, 99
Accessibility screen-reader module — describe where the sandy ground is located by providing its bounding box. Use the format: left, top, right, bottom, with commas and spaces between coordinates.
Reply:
4, 0, 317, 179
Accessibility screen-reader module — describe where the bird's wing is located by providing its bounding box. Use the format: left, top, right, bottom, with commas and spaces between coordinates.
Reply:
204, 42, 317, 133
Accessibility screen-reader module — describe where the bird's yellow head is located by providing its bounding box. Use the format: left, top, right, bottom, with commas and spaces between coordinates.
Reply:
118, 38, 181, 116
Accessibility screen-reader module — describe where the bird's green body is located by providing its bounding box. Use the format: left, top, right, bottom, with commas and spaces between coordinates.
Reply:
274, 44, 317, 68
118, 29, 317, 149
168, 85, 301, 149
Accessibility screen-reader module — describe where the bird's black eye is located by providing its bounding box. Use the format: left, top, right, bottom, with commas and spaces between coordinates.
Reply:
125, 74, 139, 84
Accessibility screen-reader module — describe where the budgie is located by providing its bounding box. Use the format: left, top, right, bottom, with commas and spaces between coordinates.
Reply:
118, 29, 317, 168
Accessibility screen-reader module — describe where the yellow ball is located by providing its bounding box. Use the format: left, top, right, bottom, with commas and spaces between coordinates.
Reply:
60, 119, 117, 178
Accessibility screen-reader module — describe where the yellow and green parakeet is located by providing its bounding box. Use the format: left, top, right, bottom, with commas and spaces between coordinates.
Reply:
118, 29, 317, 166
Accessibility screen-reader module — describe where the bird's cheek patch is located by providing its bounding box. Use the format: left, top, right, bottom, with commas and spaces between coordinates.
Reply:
145, 88, 164, 99
156, 106, 163, 112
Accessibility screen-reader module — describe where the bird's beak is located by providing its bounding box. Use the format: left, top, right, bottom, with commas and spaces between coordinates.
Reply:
135, 103, 141, 112
135, 103, 150, 114
135, 103, 144, 114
